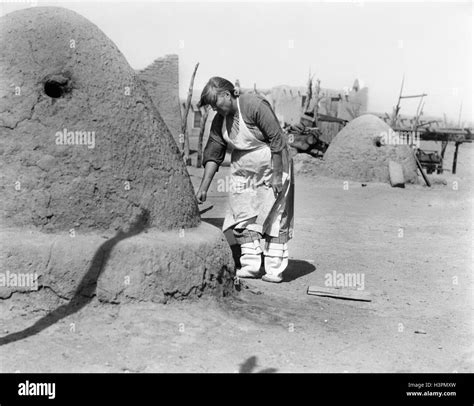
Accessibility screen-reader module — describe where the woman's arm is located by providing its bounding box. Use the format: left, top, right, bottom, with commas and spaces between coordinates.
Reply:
253, 97, 286, 153
196, 161, 219, 203
271, 151, 283, 195
252, 96, 286, 195
196, 114, 226, 203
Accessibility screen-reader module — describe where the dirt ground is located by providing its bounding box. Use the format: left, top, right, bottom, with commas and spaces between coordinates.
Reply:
0, 141, 472, 373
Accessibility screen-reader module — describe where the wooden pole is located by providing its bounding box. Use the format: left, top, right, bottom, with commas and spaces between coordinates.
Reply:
411, 96, 424, 147
438, 140, 448, 174
196, 107, 209, 168
440, 141, 448, 159
391, 74, 405, 127
414, 152, 431, 187
415, 120, 438, 128
414, 97, 424, 123
400, 93, 428, 99
313, 78, 321, 127
304, 69, 313, 113
452, 142, 460, 174
181, 62, 199, 165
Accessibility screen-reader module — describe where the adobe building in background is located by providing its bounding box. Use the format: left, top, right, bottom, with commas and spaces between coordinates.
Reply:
137, 54, 182, 144
251, 79, 369, 125
184, 79, 369, 133
182, 80, 369, 151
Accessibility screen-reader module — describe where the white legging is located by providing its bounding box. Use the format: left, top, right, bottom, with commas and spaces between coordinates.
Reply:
263, 241, 289, 277
240, 240, 288, 277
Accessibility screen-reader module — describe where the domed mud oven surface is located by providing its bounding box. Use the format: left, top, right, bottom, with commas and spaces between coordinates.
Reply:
0, 7, 235, 309
323, 114, 418, 184
0, 6, 200, 232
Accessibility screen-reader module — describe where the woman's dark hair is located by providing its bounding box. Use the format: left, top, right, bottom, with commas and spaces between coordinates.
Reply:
198, 77, 240, 108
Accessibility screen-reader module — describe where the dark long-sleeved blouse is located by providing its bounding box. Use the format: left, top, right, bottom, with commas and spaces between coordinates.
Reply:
202, 93, 287, 168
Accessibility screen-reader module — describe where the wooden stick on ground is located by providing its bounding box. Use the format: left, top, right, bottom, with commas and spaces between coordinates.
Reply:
307, 285, 372, 302
181, 62, 199, 165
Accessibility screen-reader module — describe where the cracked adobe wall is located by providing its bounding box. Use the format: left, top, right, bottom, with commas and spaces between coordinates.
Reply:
0, 7, 200, 232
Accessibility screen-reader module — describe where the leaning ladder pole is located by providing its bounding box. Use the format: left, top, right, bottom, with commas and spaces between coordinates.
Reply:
181, 62, 199, 165
304, 68, 313, 113
196, 107, 209, 168
313, 78, 321, 127
452, 102, 463, 174
411, 94, 430, 186
413, 96, 425, 145
391, 74, 405, 127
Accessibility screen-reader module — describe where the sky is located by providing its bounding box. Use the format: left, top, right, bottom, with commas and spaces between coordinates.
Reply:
1, 0, 472, 124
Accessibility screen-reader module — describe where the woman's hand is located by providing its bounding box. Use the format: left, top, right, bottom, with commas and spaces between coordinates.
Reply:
271, 152, 283, 196
271, 172, 283, 196
195, 189, 207, 204
196, 161, 219, 204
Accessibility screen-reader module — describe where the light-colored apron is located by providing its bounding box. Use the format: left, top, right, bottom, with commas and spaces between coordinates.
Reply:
221, 98, 293, 238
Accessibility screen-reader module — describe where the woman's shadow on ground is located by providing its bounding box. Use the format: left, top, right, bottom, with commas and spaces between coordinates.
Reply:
203, 217, 316, 282
239, 356, 277, 373
283, 259, 316, 282
0, 209, 151, 347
